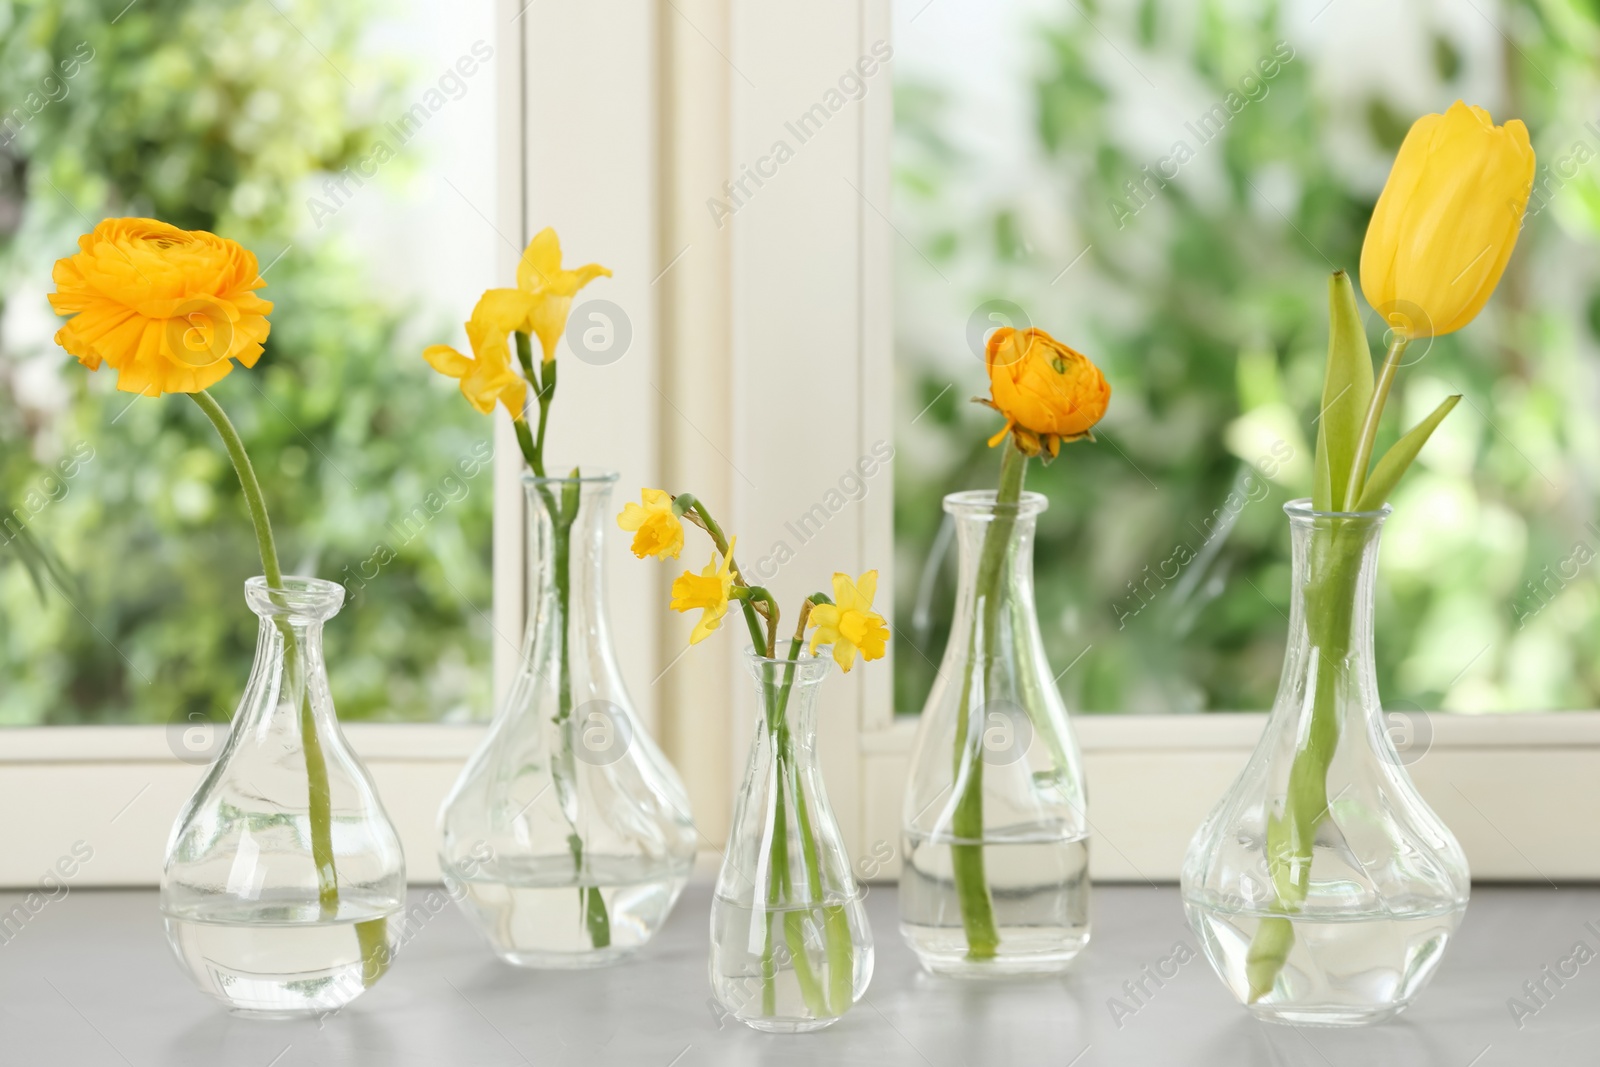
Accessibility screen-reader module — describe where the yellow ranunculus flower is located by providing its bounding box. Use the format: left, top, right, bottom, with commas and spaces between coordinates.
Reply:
617, 488, 684, 559
515, 228, 612, 362
807, 570, 890, 673
670, 537, 737, 644
1359, 100, 1535, 339
48, 218, 273, 396
982, 327, 1110, 459
423, 291, 529, 418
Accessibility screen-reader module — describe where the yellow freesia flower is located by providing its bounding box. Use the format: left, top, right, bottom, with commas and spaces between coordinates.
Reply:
49, 218, 273, 396
617, 489, 685, 559
1359, 100, 1535, 338
515, 228, 611, 362
423, 291, 529, 418
808, 570, 890, 673
670, 537, 737, 645
982, 327, 1110, 459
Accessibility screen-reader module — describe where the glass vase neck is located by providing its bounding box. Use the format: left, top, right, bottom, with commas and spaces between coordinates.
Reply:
1276, 498, 1391, 733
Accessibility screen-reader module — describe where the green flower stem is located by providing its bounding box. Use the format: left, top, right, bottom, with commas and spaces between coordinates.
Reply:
535, 470, 612, 949
760, 659, 841, 1020
950, 441, 1028, 960
1342, 337, 1407, 508
516, 331, 555, 478
1247, 522, 1362, 1000
675, 493, 769, 655
190, 391, 389, 982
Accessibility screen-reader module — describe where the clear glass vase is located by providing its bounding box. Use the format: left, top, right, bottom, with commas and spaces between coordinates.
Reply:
900, 490, 1092, 977
1182, 500, 1470, 1026
709, 651, 873, 1032
438, 471, 696, 967
160, 577, 406, 1018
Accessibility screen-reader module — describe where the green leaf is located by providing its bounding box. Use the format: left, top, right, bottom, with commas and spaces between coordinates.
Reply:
1312, 422, 1334, 511
1315, 271, 1374, 511
1353, 395, 1461, 512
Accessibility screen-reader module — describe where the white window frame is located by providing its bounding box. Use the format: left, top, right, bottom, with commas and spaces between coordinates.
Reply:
4, 0, 1599, 888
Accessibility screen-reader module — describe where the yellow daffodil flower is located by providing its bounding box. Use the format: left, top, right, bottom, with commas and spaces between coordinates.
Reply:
49, 218, 273, 396
423, 292, 529, 418
515, 228, 611, 362
617, 489, 685, 559
670, 537, 737, 644
1360, 101, 1535, 338
808, 570, 890, 672
981, 327, 1110, 459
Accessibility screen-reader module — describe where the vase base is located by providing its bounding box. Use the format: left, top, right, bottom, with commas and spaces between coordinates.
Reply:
1247, 1002, 1409, 1028
735, 1015, 843, 1034
492, 945, 643, 969
901, 922, 1090, 980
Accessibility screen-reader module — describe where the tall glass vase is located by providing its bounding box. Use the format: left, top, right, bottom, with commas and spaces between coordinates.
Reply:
900, 489, 1091, 977
1182, 500, 1469, 1026
161, 577, 406, 1017
710, 650, 873, 1032
439, 471, 696, 967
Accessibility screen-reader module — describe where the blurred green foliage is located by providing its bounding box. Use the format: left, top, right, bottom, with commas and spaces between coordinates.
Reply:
0, 0, 494, 724
894, 0, 1600, 714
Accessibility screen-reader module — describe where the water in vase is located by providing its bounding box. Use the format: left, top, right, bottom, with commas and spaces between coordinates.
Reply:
899, 828, 1090, 976
163, 894, 400, 1017
1184, 895, 1463, 1026
446, 853, 691, 967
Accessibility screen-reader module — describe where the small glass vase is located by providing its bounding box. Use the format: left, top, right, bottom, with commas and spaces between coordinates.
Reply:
438, 471, 696, 967
161, 577, 406, 1018
1182, 500, 1470, 1026
900, 490, 1091, 977
709, 650, 873, 1033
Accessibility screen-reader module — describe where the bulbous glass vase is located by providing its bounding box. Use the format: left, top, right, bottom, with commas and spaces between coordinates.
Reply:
1182, 501, 1470, 1026
160, 577, 406, 1018
900, 490, 1091, 977
438, 471, 696, 967
709, 651, 873, 1033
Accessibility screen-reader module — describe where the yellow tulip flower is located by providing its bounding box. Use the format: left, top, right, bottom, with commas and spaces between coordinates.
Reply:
1359, 101, 1535, 338
516, 228, 612, 362
808, 570, 890, 673
617, 489, 685, 559
670, 537, 737, 645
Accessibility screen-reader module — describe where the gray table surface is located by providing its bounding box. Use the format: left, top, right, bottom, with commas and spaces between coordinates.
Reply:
0, 881, 1593, 1066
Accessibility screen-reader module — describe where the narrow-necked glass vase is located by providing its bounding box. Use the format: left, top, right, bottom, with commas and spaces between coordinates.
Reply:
161, 577, 406, 1018
1181, 500, 1469, 1026
900, 489, 1091, 977
710, 650, 873, 1032
438, 471, 696, 967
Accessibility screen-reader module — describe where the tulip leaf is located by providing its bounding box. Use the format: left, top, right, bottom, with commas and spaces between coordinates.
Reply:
1313, 422, 1334, 512
1353, 395, 1461, 512
1315, 271, 1374, 511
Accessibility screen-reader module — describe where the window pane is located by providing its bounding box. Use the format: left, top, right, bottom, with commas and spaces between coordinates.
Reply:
893, 0, 1598, 713
0, 0, 500, 724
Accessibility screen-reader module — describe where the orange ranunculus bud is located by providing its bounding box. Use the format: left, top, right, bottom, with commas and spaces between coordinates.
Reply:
981, 327, 1110, 458
1359, 100, 1535, 339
